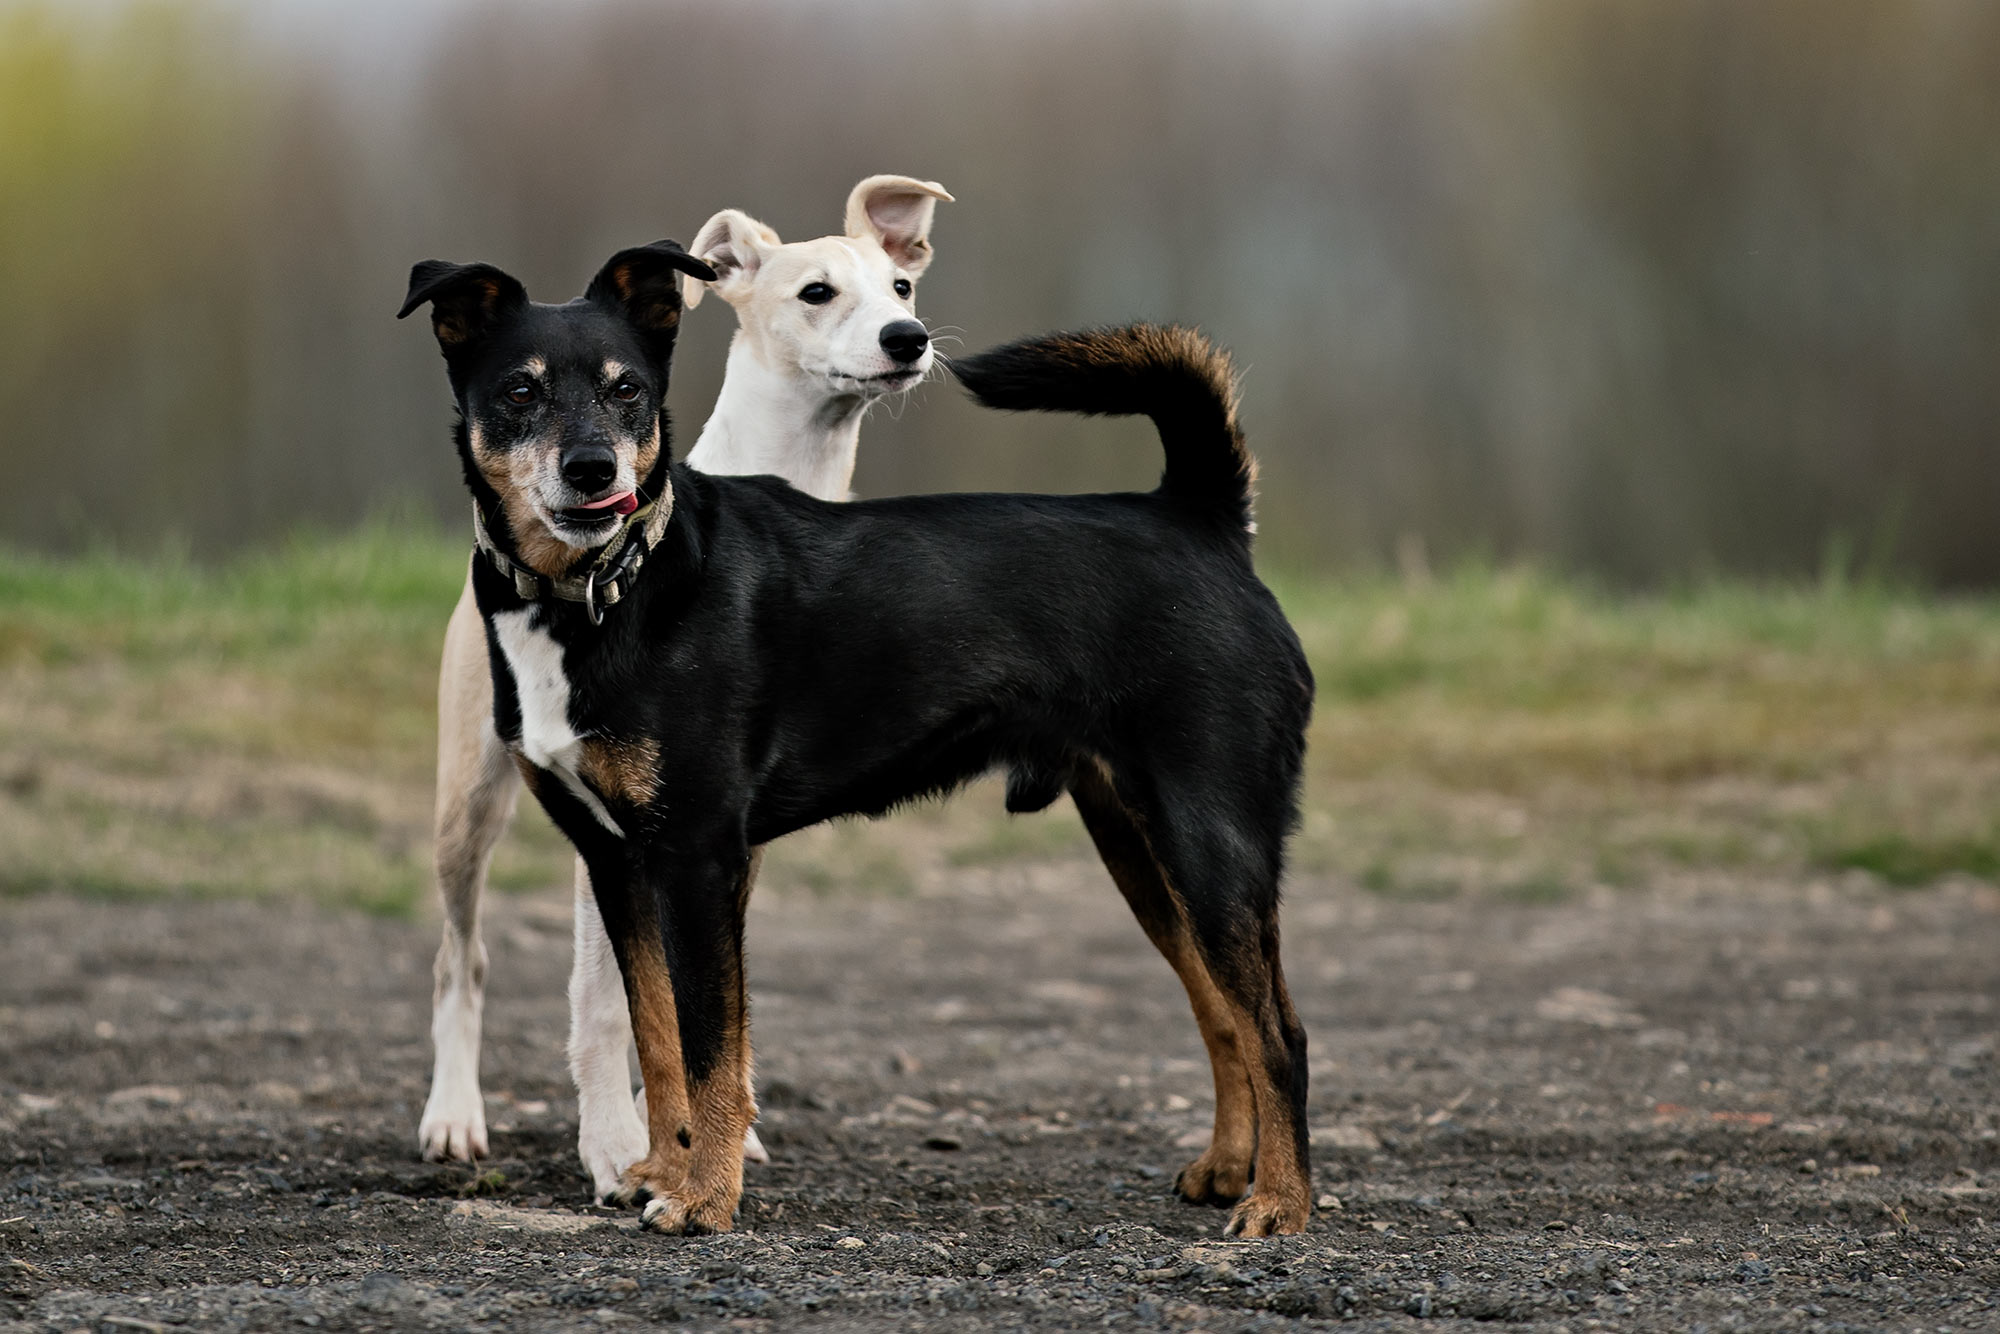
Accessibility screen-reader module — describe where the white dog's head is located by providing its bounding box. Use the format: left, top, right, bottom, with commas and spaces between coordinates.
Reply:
685, 175, 952, 398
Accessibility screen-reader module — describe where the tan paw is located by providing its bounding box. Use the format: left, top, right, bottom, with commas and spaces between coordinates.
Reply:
1174, 1146, 1251, 1205
608, 1157, 687, 1210
1223, 1190, 1310, 1237
639, 1188, 738, 1235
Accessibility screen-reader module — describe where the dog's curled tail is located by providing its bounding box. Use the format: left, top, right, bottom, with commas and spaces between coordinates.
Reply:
950, 324, 1255, 533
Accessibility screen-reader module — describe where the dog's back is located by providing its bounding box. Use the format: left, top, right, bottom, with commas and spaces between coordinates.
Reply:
648, 327, 1311, 859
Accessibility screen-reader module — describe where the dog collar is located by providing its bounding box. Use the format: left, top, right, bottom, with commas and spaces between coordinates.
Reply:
472, 496, 671, 626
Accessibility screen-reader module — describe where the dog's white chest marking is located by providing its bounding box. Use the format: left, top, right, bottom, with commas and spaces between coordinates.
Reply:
491, 609, 624, 837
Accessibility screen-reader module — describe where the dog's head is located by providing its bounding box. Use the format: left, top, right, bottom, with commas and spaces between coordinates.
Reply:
683, 175, 952, 400
398, 241, 716, 576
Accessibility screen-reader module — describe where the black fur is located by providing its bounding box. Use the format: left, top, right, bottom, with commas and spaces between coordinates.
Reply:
401, 255, 1315, 1233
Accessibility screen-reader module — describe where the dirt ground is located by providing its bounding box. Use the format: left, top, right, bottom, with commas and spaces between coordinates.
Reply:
3, 864, 1998, 1332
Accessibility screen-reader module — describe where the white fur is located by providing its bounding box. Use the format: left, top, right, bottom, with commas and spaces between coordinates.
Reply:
491, 609, 623, 837
418, 925, 489, 1162
689, 338, 872, 502
568, 862, 650, 1199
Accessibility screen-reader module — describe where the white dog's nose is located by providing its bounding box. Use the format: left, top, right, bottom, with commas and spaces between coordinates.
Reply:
879, 320, 929, 365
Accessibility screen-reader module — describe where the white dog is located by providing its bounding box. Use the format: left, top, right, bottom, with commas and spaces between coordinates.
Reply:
418, 175, 952, 1199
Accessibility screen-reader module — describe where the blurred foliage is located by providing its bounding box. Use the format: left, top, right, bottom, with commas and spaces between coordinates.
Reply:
0, 1, 1996, 584
2, 528, 1997, 913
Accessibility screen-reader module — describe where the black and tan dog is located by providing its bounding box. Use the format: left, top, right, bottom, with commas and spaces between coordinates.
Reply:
398, 241, 1316, 1237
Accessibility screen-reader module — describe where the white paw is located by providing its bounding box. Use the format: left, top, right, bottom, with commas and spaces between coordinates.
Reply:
579, 1096, 649, 1202
418, 1087, 488, 1162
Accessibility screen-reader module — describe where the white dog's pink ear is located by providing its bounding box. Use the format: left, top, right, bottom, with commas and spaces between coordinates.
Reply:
844, 175, 953, 277
685, 209, 782, 309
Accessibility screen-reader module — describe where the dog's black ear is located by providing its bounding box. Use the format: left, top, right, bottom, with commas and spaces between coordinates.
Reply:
585, 241, 719, 353
397, 261, 528, 350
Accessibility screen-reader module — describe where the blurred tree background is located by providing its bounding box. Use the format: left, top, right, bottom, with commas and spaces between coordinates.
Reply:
2, 0, 1995, 585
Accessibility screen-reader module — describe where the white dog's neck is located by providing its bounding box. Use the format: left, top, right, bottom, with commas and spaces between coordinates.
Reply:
686, 337, 871, 503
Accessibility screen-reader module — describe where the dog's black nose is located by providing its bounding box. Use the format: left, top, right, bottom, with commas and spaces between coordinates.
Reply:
879, 320, 930, 365
562, 445, 617, 494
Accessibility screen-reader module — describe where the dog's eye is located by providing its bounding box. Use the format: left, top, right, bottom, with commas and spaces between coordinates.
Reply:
798, 282, 835, 306
611, 380, 641, 403
504, 382, 537, 406
893, 278, 913, 299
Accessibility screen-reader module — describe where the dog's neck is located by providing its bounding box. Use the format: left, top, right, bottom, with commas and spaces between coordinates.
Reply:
685, 337, 870, 503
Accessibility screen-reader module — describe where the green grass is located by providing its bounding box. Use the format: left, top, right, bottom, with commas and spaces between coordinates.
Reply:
3, 527, 1998, 913
1271, 565, 2000, 896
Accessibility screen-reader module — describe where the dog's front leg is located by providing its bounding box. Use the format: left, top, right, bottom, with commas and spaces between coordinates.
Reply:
569, 857, 653, 1202
625, 846, 757, 1235
597, 897, 694, 1212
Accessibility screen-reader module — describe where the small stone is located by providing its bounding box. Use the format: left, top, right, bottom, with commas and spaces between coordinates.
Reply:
357, 1270, 409, 1312
891, 1049, 922, 1076
835, 1236, 865, 1249
253, 1081, 303, 1106
975, 1262, 994, 1276
1798, 1158, 1818, 1175
1310, 1123, 1382, 1152
922, 1132, 963, 1151
1317, 1193, 1343, 1211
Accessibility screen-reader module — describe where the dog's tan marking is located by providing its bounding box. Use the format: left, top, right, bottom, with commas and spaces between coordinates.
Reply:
1068, 762, 1257, 1198
1068, 758, 1308, 1236
632, 420, 661, 492
431, 276, 509, 347
1221, 952, 1311, 1238
468, 418, 664, 584
509, 753, 542, 796
617, 931, 693, 1204
602, 261, 682, 333
467, 424, 587, 580
579, 735, 661, 808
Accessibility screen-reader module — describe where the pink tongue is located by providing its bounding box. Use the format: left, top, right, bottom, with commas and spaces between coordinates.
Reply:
580, 490, 638, 516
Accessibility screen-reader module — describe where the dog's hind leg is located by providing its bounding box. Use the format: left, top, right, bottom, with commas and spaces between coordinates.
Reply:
1071, 759, 1312, 1236
570, 858, 651, 1201
1069, 761, 1259, 1205
1153, 786, 1311, 1238
420, 578, 519, 1162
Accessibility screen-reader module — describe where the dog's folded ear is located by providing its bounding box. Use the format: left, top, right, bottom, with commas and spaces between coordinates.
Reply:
684, 210, 783, 310
397, 261, 528, 350
844, 175, 952, 277
585, 240, 718, 355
